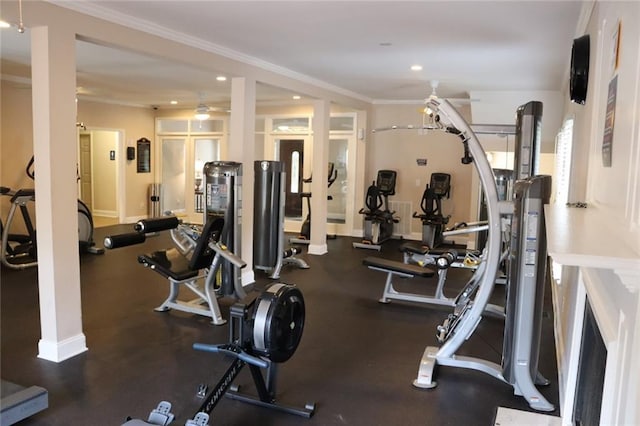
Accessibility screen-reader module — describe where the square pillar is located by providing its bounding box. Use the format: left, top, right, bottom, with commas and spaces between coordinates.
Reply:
309, 99, 330, 255
229, 77, 256, 285
31, 25, 87, 362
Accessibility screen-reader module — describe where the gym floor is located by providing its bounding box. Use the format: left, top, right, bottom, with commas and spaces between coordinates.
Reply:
0, 226, 559, 425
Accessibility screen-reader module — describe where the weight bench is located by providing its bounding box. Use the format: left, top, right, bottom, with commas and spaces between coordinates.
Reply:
137, 217, 228, 325
369, 243, 504, 316
363, 257, 450, 306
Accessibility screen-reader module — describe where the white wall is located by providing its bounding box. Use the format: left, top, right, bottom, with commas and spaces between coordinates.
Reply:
581, 4, 640, 234
370, 104, 474, 240
470, 90, 564, 153
551, 2, 640, 423
0, 84, 157, 222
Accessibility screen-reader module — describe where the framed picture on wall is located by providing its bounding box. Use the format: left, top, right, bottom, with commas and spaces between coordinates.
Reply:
137, 137, 151, 173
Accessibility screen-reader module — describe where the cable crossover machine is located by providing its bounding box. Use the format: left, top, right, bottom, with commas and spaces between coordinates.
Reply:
374, 98, 554, 412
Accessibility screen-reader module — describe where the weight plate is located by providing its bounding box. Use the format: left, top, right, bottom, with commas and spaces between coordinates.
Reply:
252, 283, 305, 363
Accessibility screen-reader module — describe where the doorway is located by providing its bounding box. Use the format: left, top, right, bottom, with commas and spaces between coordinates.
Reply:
78, 129, 122, 227
158, 134, 220, 223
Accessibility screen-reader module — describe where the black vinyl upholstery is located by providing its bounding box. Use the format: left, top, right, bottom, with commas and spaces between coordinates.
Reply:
137, 218, 225, 281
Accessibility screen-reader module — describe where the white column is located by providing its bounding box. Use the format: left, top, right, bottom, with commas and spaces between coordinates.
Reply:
309, 99, 330, 255
31, 25, 87, 362
229, 77, 256, 285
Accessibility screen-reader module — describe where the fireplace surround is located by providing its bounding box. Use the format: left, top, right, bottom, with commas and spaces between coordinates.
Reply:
573, 299, 606, 426
545, 204, 640, 425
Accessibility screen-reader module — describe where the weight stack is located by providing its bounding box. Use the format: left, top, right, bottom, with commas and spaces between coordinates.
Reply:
204, 161, 242, 295
253, 160, 284, 271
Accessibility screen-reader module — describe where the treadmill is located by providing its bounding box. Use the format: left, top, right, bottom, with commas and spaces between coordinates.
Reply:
0, 379, 48, 425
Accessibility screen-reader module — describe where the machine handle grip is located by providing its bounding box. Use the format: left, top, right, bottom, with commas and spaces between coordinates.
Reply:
104, 232, 146, 249
192, 343, 268, 368
134, 216, 180, 233
442, 224, 488, 237
211, 243, 247, 269
283, 248, 299, 258
436, 249, 459, 269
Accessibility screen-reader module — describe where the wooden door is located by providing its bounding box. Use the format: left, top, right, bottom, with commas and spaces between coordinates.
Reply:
79, 133, 92, 210
279, 139, 304, 218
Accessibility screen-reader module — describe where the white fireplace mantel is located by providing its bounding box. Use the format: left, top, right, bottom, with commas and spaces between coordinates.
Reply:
545, 204, 640, 291
545, 204, 640, 426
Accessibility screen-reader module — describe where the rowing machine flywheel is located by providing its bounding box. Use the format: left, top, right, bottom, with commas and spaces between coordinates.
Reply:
252, 283, 305, 363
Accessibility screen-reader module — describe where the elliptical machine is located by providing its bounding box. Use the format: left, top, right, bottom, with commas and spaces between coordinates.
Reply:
290, 163, 338, 245
1, 157, 104, 269
27, 155, 103, 257
413, 172, 451, 248
353, 169, 399, 251
0, 187, 38, 269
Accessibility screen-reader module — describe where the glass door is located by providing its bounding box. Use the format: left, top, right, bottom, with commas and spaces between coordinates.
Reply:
161, 137, 187, 214
328, 138, 348, 223
157, 117, 225, 222
193, 138, 220, 217
327, 114, 356, 237
264, 114, 357, 237
327, 136, 356, 236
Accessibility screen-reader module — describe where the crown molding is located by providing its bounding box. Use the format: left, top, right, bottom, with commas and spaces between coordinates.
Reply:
372, 99, 425, 105
48, 1, 372, 105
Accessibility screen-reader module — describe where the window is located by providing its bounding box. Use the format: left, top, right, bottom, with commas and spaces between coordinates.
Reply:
554, 118, 574, 204
272, 117, 310, 133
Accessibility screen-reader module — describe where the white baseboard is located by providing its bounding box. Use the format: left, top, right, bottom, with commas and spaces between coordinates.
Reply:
92, 209, 117, 217
241, 269, 255, 287
124, 215, 148, 224
308, 243, 328, 255
38, 334, 88, 363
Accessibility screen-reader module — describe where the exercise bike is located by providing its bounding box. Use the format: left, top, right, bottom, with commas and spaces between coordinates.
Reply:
353, 169, 399, 251
413, 172, 453, 249
121, 276, 315, 425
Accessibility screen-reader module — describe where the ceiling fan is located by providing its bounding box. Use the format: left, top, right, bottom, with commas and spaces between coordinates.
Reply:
374, 80, 449, 133
193, 102, 231, 120
194, 103, 212, 120
421, 80, 472, 111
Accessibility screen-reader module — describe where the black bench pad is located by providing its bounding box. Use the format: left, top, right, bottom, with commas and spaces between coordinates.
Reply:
400, 242, 429, 255
401, 242, 464, 257
138, 248, 199, 281
363, 257, 435, 278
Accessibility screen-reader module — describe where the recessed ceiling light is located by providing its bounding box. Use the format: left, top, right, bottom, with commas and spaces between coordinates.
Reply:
170, 100, 178, 105
292, 95, 301, 100
411, 65, 423, 71
0, 21, 11, 28
379, 42, 392, 47
216, 76, 227, 82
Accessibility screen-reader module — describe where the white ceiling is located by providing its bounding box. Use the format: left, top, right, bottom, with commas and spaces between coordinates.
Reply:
0, 1, 585, 109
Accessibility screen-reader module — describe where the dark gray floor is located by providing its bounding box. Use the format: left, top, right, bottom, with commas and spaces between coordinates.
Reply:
1, 227, 559, 425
